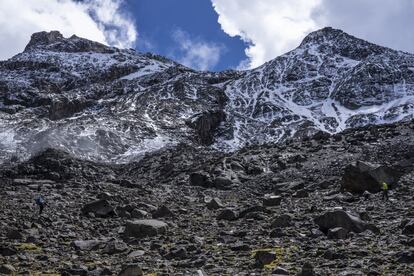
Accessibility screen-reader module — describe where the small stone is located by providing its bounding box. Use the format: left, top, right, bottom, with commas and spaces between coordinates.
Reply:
0, 247, 17, 256
395, 250, 414, 263
0, 264, 16, 274
293, 189, 309, 198
263, 195, 282, 207
271, 214, 292, 228
164, 247, 188, 260
189, 172, 212, 188
297, 262, 315, 276
130, 209, 148, 219
217, 209, 238, 221
97, 192, 112, 200
206, 197, 224, 210
118, 263, 143, 276
102, 240, 128, 254
72, 240, 101, 251
310, 228, 324, 238
128, 250, 145, 258
402, 220, 414, 235
230, 242, 250, 252
6, 228, 22, 240
152, 205, 174, 218
270, 228, 286, 238
273, 266, 289, 275
255, 250, 276, 268
327, 227, 349, 240
213, 176, 233, 190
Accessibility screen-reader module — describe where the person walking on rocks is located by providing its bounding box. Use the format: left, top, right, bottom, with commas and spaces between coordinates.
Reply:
35, 185, 46, 215
381, 181, 389, 201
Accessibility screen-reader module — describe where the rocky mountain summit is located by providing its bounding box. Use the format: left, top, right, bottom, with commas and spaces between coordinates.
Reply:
1, 27, 413, 163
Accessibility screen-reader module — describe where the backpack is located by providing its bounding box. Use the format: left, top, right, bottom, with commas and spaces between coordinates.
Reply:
36, 196, 45, 205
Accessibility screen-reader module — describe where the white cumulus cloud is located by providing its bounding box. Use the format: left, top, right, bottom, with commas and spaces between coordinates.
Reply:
314, 0, 414, 55
211, 0, 414, 69
211, 0, 321, 69
0, 0, 137, 60
172, 29, 224, 71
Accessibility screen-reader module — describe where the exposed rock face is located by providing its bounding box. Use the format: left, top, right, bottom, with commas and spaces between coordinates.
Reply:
402, 220, 414, 235
1, 28, 414, 163
24, 31, 64, 51
25, 31, 114, 53
81, 199, 115, 218
342, 161, 400, 193
49, 97, 90, 120
187, 110, 226, 145
314, 210, 368, 234
124, 219, 168, 238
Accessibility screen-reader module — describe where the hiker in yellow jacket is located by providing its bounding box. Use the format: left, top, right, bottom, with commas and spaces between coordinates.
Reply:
382, 182, 389, 201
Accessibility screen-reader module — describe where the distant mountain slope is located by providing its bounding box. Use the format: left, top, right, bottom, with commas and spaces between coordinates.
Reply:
0, 28, 413, 162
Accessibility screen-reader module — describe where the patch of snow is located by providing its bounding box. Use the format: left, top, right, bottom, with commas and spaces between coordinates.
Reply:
120, 62, 164, 80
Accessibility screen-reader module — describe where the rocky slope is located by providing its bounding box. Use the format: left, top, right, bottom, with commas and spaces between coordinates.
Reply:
0, 119, 413, 275
1, 28, 414, 163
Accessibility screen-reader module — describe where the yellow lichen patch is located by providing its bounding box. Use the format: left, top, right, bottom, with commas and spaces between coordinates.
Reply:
264, 247, 284, 270
252, 245, 299, 270
145, 273, 157, 276
16, 243, 41, 252
251, 247, 275, 257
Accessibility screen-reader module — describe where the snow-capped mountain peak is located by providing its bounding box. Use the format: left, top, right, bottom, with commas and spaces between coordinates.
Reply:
0, 28, 413, 163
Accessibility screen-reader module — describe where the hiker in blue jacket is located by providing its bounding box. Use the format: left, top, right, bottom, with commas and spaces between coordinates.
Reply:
35, 185, 46, 215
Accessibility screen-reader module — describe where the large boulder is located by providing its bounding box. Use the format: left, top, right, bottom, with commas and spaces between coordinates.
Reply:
0, 264, 16, 275
72, 240, 101, 251
189, 172, 212, 188
342, 161, 400, 193
124, 219, 168, 239
81, 199, 115, 218
254, 250, 277, 268
314, 210, 368, 234
402, 220, 414, 235
118, 264, 143, 276
212, 176, 233, 190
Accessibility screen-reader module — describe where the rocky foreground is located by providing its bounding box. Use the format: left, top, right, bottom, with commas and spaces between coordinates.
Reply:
1, 120, 414, 275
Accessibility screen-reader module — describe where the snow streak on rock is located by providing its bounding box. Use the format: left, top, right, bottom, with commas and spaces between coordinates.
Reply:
0, 28, 413, 162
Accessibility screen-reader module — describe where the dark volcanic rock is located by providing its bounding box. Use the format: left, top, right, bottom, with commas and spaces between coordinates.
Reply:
402, 220, 414, 235
342, 161, 400, 193
327, 227, 349, 240
263, 195, 282, 206
81, 199, 115, 218
124, 219, 168, 239
254, 250, 277, 268
206, 197, 224, 210
315, 210, 368, 234
189, 172, 212, 188
118, 264, 143, 276
297, 262, 315, 276
217, 209, 238, 221
187, 110, 226, 145
271, 214, 292, 228
72, 240, 101, 251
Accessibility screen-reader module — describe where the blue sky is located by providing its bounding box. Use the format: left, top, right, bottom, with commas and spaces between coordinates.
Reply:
127, 0, 248, 71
